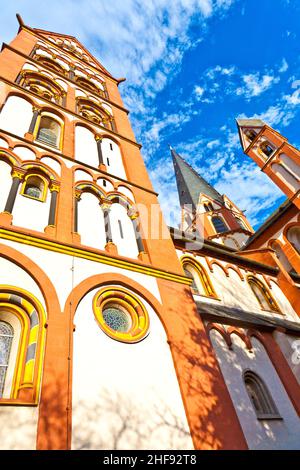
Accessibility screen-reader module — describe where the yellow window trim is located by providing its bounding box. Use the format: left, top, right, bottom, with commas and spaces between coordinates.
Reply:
181, 255, 218, 299
93, 287, 150, 343
20, 173, 48, 203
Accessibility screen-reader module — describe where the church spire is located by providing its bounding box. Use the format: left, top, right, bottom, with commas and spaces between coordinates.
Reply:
171, 147, 223, 210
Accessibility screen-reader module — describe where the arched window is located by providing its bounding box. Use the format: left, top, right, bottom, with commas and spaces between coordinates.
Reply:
76, 99, 114, 130
0, 321, 14, 397
183, 266, 200, 295
244, 129, 257, 142
287, 226, 300, 255
35, 56, 67, 76
19, 72, 64, 105
243, 370, 281, 420
75, 76, 100, 95
21, 175, 47, 202
260, 141, 274, 158
182, 258, 217, 298
247, 276, 280, 312
36, 115, 62, 148
212, 216, 228, 233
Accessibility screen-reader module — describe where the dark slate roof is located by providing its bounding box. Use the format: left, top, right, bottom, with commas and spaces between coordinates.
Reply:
171, 147, 223, 210
242, 199, 291, 249
197, 301, 300, 333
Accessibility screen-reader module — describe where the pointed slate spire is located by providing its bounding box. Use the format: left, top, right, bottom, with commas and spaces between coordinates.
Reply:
171, 147, 223, 210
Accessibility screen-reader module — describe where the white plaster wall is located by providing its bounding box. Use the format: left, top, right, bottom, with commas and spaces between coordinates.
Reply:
0, 407, 39, 449
0, 256, 45, 309
0, 239, 161, 312
110, 203, 139, 259
210, 331, 300, 449
13, 146, 36, 161
0, 96, 32, 138
0, 138, 9, 148
71, 287, 193, 450
78, 192, 106, 250
75, 169, 93, 182
75, 126, 98, 168
40, 156, 61, 176
101, 138, 126, 179
271, 163, 300, 192
0, 160, 12, 212
13, 189, 51, 233
97, 178, 114, 192
118, 185, 135, 202
274, 331, 300, 384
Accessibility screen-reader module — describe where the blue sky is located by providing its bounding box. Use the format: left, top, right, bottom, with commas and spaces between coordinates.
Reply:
1, 0, 300, 229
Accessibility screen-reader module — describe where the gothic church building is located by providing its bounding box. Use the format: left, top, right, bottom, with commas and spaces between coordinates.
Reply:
0, 16, 299, 450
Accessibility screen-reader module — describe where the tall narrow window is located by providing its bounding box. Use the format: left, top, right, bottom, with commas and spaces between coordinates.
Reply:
212, 216, 228, 233
243, 370, 281, 420
0, 321, 14, 398
110, 143, 113, 151
36, 116, 62, 148
248, 276, 280, 312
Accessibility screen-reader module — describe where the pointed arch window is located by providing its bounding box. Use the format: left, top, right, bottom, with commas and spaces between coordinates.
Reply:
182, 258, 217, 298
0, 321, 14, 397
243, 370, 281, 420
36, 115, 62, 149
212, 216, 228, 233
247, 276, 280, 312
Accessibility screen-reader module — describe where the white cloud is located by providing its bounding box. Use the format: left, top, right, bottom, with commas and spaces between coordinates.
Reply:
279, 58, 289, 73
236, 73, 280, 99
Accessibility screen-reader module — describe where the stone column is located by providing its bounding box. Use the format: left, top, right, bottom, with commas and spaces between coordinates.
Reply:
95, 135, 106, 171
4, 170, 24, 214
102, 200, 117, 255
48, 183, 60, 226
128, 209, 148, 262
25, 106, 41, 140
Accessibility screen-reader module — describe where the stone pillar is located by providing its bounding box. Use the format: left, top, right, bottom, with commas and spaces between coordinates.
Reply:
95, 135, 106, 171
25, 106, 41, 141
128, 209, 148, 263
48, 183, 60, 226
73, 190, 81, 233
102, 200, 118, 255
4, 170, 24, 214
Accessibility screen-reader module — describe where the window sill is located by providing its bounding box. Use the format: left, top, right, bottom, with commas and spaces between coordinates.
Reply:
257, 414, 283, 421
0, 399, 37, 407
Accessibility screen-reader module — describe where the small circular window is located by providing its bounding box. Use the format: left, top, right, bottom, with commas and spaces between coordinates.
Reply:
102, 304, 132, 333
93, 288, 150, 343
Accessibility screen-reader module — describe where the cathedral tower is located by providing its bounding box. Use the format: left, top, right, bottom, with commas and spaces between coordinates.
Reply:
171, 147, 253, 249
0, 16, 246, 450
